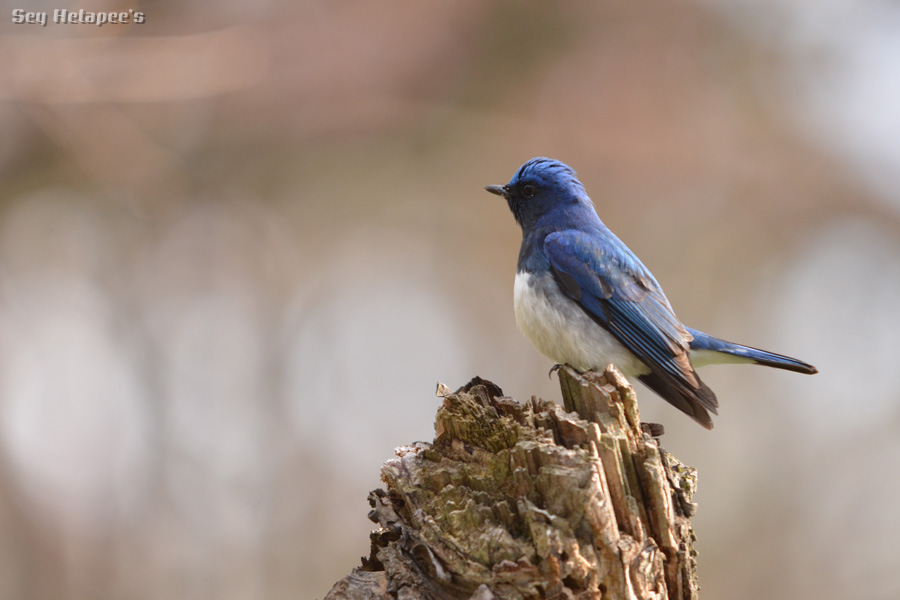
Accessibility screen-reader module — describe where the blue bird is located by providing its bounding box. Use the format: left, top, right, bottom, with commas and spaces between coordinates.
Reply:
486, 157, 817, 429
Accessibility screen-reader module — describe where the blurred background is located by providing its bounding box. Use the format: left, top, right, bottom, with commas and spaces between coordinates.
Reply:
1, 1, 899, 598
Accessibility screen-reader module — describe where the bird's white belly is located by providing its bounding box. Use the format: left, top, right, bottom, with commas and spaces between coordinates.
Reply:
513, 271, 649, 376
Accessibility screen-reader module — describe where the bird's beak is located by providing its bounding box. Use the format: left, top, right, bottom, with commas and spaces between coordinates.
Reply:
484, 185, 508, 198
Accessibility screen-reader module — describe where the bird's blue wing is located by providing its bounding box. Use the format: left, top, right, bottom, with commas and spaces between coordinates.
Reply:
544, 230, 718, 426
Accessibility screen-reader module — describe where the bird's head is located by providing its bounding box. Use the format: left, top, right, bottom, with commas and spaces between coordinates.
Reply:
485, 157, 593, 232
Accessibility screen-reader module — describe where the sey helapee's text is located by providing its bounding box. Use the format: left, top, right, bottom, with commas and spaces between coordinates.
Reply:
11, 8, 146, 27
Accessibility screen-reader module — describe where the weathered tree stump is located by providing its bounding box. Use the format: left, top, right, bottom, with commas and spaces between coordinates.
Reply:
324, 365, 700, 600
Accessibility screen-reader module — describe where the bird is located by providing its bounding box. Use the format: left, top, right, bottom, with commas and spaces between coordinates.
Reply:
485, 157, 817, 429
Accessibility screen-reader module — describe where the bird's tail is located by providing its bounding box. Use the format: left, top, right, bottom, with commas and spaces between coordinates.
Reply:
686, 327, 818, 375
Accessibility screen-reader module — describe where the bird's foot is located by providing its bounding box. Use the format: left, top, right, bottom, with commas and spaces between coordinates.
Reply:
549, 363, 586, 378
641, 422, 665, 438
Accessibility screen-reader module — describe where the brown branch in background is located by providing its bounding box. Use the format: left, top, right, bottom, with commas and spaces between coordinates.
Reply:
325, 365, 700, 600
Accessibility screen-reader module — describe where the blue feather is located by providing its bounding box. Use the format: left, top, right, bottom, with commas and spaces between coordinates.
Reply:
486, 157, 817, 429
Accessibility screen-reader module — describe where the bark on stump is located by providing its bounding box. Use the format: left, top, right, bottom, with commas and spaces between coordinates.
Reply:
324, 365, 700, 600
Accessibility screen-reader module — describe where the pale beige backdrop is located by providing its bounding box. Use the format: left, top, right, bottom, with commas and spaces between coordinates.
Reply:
0, 1, 898, 599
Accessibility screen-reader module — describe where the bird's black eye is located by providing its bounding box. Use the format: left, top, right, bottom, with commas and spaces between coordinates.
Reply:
522, 184, 536, 198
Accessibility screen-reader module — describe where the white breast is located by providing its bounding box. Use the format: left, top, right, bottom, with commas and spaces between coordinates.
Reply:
513, 271, 649, 377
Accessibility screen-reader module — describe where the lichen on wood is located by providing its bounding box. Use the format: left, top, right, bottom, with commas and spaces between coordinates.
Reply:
325, 365, 700, 600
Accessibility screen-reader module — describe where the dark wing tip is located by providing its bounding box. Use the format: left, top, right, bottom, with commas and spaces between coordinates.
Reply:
639, 373, 718, 430
694, 409, 715, 430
